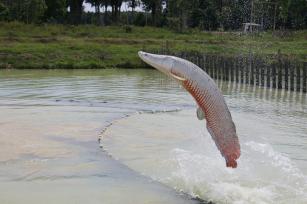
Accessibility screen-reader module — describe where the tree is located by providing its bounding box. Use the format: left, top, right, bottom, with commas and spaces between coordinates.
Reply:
86, 0, 104, 24
0, 2, 8, 21
87, 0, 101, 14
44, 0, 67, 23
110, 0, 123, 23
5, 0, 47, 23
142, 0, 163, 26
167, 0, 219, 31
219, 0, 244, 30
0, 0, 47, 23
167, 0, 193, 31
127, 0, 140, 23
193, 0, 219, 30
67, 0, 84, 25
128, 0, 139, 13
286, 0, 307, 29
102, 0, 111, 25
25, 0, 47, 23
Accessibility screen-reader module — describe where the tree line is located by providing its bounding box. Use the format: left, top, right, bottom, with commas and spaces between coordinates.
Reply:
0, 0, 306, 31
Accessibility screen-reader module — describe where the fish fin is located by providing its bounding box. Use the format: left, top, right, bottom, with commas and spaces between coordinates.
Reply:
169, 71, 186, 81
206, 124, 214, 137
207, 124, 239, 168
196, 107, 205, 120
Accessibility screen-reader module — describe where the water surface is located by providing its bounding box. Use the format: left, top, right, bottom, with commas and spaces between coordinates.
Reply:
0, 69, 306, 204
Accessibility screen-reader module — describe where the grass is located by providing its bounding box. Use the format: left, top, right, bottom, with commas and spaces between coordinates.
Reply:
0, 21, 306, 69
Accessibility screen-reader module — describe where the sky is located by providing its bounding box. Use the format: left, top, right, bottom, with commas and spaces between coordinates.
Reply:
83, 2, 143, 12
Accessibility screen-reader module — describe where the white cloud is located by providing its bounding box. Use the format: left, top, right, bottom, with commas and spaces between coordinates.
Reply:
83, 2, 144, 13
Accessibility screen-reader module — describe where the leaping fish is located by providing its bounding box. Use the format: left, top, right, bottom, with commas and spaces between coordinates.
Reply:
138, 51, 240, 168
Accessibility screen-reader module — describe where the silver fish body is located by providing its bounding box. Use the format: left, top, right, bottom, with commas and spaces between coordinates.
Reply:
138, 51, 240, 168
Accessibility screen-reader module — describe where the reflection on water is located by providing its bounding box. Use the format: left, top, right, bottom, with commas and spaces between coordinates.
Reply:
0, 69, 306, 204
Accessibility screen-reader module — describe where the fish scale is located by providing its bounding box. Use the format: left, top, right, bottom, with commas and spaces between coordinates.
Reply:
138, 51, 241, 168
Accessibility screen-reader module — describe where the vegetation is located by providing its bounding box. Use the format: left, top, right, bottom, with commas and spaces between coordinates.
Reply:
0, 0, 306, 30
0, 1, 305, 69
0, 22, 306, 69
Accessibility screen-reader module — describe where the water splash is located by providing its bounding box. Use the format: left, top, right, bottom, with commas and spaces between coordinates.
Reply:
101, 109, 307, 204
168, 139, 307, 203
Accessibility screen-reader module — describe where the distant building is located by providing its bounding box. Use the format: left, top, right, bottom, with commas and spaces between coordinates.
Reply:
242, 23, 261, 33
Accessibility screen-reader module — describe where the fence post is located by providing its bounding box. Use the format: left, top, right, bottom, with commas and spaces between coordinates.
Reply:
197, 53, 200, 67
235, 57, 239, 83
303, 62, 307, 93
212, 55, 216, 79
290, 62, 295, 91
201, 54, 205, 71
266, 62, 271, 88
209, 55, 214, 78
221, 58, 225, 80
250, 55, 254, 85
239, 57, 244, 84
284, 60, 289, 90
260, 59, 265, 87
272, 63, 277, 89
296, 63, 301, 92
214, 56, 217, 79
230, 59, 234, 82
255, 57, 260, 86
202, 55, 206, 72
277, 56, 283, 89
245, 57, 249, 84
218, 56, 223, 80
154, 50, 305, 93
208, 55, 212, 77
225, 59, 229, 81
222, 58, 225, 81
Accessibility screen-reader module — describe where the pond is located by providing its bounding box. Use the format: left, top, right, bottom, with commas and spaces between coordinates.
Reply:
0, 69, 306, 204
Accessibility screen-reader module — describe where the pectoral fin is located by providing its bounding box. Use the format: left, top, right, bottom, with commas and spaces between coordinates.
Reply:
196, 107, 205, 120
170, 73, 186, 81
170, 70, 186, 81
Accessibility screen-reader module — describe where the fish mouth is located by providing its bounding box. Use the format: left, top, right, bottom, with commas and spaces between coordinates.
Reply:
138, 51, 172, 76
137, 51, 148, 63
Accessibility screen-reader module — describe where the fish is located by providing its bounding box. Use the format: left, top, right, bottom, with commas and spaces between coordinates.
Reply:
138, 51, 240, 168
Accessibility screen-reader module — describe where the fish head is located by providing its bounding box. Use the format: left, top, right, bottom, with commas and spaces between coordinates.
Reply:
138, 51, 187, 81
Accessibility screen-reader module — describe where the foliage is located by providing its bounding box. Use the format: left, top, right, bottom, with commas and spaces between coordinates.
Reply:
286, 0, 307, 29
1, 0, 47, 23
44, 0, 67, 23
142, 0, 164, 26
0, 0, 306, 29
0, 2, 8, 21
27, 0, 47, 23
0, 22, 305, 69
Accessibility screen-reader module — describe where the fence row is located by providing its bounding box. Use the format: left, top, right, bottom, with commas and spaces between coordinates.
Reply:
147, 50, 307, 93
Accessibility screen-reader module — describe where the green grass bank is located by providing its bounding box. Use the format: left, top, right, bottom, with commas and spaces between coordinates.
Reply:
0, 22, 306, 69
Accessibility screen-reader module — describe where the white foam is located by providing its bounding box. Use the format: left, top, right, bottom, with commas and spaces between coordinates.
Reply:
102, 110, 307, 204
166, 138, 307, 204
